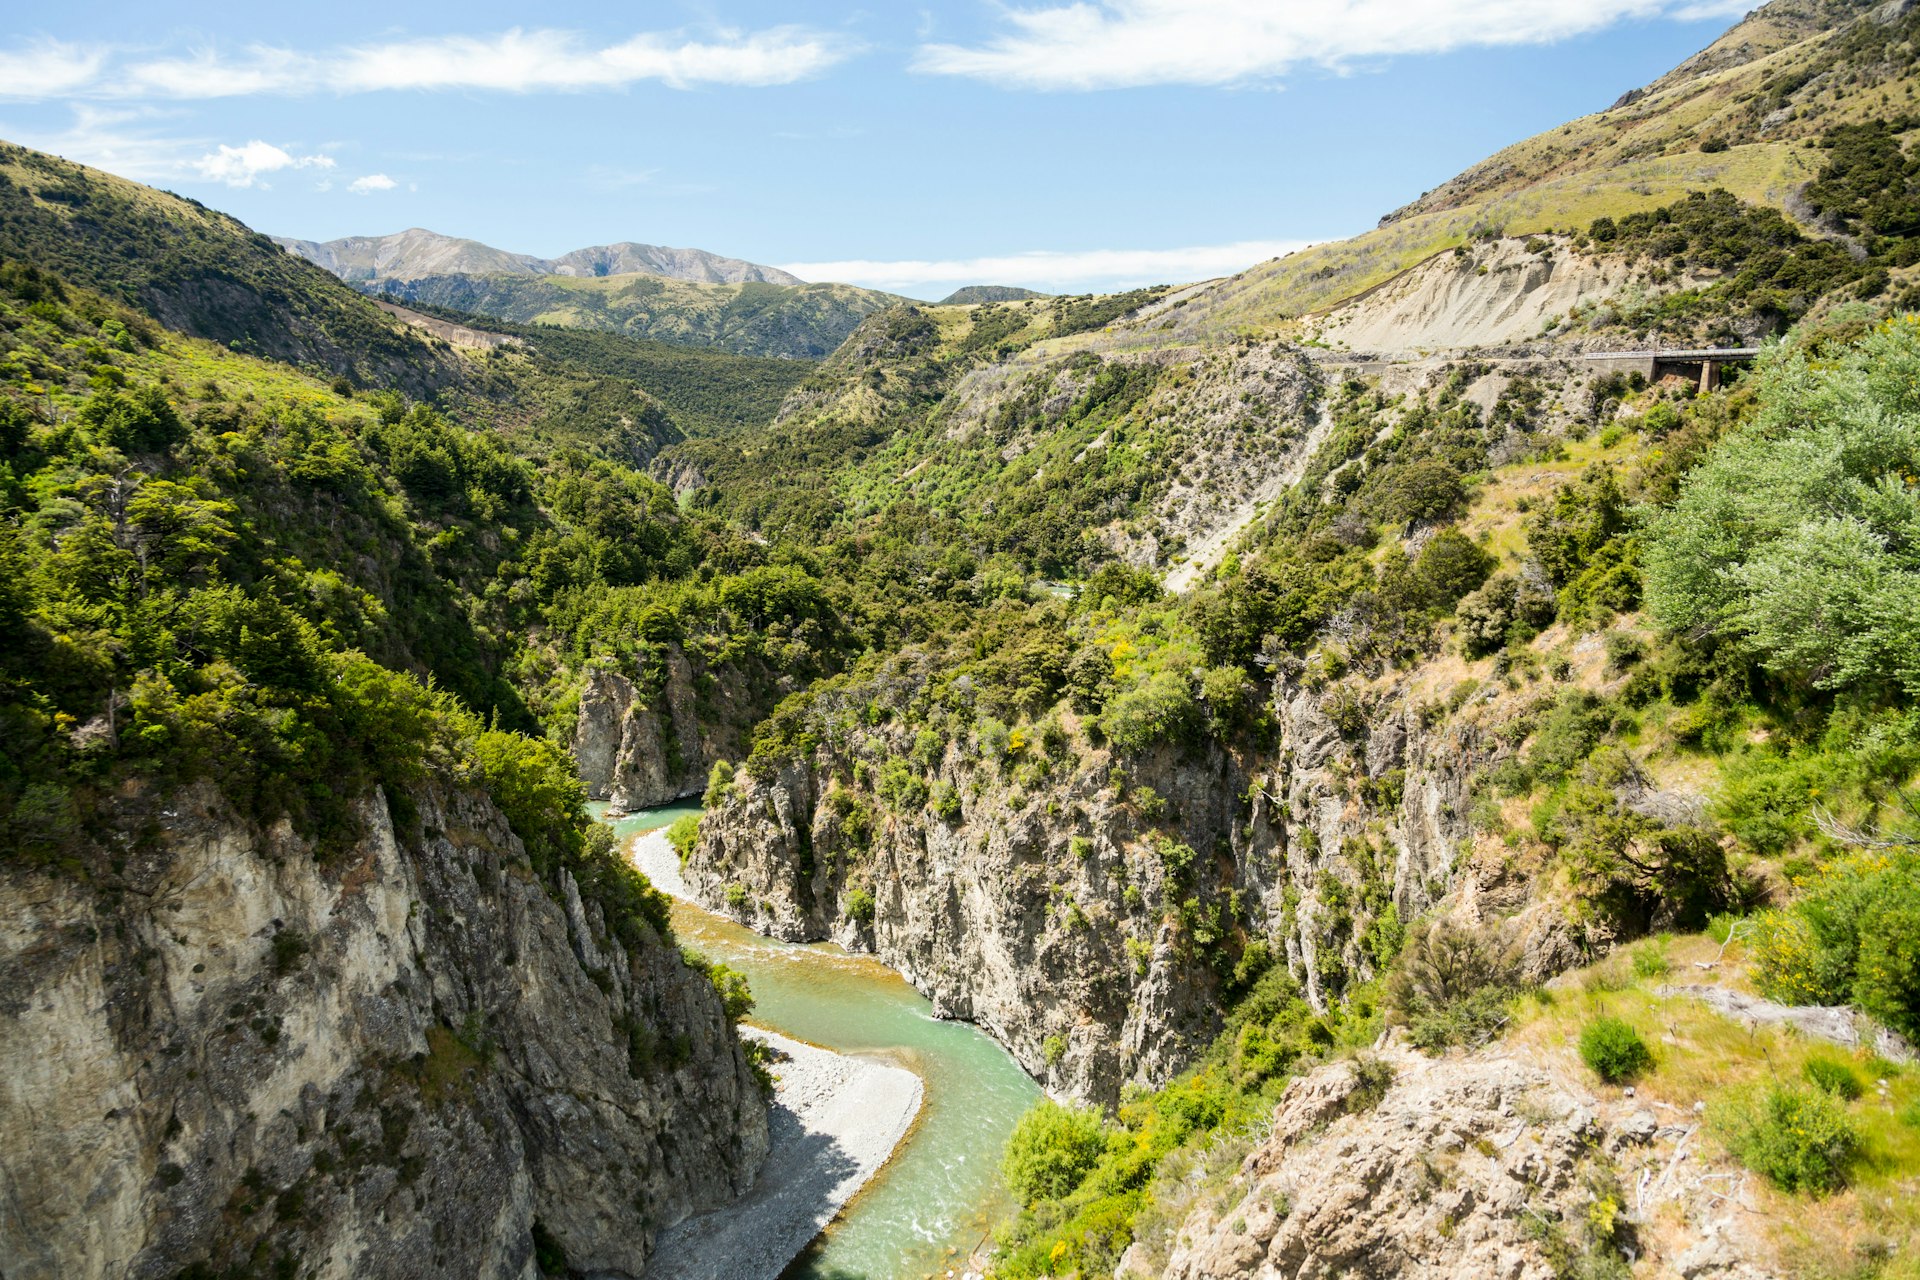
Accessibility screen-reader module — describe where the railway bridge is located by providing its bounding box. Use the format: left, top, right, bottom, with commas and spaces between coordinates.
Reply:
1583, 347, 1761, 393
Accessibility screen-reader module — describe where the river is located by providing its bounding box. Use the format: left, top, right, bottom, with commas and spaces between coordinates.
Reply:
595, 803, 1041, 1280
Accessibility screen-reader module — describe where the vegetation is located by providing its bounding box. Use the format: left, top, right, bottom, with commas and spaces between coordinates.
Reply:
1577, 1016, 1653, 1084
1711, 1083, 1859, 1195
372, 271, 905, 360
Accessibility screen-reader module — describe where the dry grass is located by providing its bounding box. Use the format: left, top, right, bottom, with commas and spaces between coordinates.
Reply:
1508, 937, 1920, 1280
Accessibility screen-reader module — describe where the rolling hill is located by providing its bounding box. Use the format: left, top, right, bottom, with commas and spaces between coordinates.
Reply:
370, 270, 909, 360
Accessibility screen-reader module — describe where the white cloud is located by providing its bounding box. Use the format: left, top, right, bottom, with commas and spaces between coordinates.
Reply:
4, 107, 339, 190
348, 173, 398, 194
192, 139, 334, 188
0, 39, 106, 100
1, 26, 852, 102
914, 0, 1737, 89
780, 239, 1312, 295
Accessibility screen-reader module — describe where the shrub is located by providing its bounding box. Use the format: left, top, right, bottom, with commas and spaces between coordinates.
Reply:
1002, 1101, 1107, 1206
1802, 1057, 1863, 1101
666, 813, 701, 861
1347, 1054, 1396, 1112
1387, 920, 1524, 1051
931, 781, 962, 823
707, 962, 755, 1022
702, 760, 736, 807
1579, 1016, 1652, 1083
1751, 850, 1920, 1039
1104, 668, 1199, 753
845, 887, 876, 925
1712, 1083, 1858, 1195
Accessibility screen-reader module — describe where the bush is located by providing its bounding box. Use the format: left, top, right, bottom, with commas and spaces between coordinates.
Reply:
1347, 1055, 1396, 1112
845, 887, 875, 925
1002, 1101, 1107, 1207
1712, 1083, 1858, 1195
702, 760, 736, 807
1387, 920, 1523, 1051
666, 813, 701, 860
1751, 850, 1920, 1039
1579, 1016, 1652, 1083
1803, 1057, 1863, 1100
1103, 668, 1199, 753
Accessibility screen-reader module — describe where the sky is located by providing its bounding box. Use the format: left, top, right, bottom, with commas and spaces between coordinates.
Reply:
2, 0, 1757, 297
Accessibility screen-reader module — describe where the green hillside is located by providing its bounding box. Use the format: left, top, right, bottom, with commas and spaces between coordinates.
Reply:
371, 271, 910, 360
0, 142, 462, 395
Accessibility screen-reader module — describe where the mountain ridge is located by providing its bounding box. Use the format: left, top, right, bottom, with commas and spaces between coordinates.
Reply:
276, 226, 804, 286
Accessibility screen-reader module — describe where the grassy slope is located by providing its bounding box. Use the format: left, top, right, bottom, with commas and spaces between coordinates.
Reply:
1125, 0, 1916, 338
0, 141, 461, 395
1511, 933, 1920, 1279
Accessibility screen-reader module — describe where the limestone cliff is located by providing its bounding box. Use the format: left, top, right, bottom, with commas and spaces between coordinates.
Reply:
572, 648, 780, 812
0, 779, 767, 1280
687, 736, 1262, 1106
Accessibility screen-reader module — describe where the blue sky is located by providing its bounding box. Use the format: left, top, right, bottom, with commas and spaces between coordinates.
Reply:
3, 0, 1752, 296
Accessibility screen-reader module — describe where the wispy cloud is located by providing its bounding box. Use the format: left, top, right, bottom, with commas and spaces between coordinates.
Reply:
0, 38, 106, 100
584, 163, 660, 190
0, 26, 854, 102
914, 0, 1738, 89
347, 173, 398, 194
193, 139, 334, 188
781, 239, 1312, 295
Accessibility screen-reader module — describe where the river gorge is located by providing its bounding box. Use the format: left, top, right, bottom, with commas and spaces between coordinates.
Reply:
602, 805, 1041, 1278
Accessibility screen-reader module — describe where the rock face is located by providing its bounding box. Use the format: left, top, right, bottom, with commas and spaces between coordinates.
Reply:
687, 739, 1262, 1105
0, 779, 768, 1280
681, 641, 1594, 1106
1152, 1047, 1775, 1280
572, 650, 771, 812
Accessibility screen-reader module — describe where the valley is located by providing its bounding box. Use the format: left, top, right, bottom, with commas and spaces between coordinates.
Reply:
5, 1, 1920, 1278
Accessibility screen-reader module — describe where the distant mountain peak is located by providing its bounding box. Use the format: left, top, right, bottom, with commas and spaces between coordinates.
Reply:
275, 228, 803, 288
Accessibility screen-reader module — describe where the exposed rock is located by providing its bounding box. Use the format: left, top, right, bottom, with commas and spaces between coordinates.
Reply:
0, 780, 767, 1279
1152, 1047, 1778, 1280
572, 649, 773, 812
681, 652, 1521, 1104
1657, 984, 1917, 1063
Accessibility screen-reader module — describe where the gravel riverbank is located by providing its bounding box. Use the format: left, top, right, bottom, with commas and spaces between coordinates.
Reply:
627, 828, 927, 1279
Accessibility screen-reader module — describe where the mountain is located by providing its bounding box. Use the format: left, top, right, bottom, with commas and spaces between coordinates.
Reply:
1141, 0, 1915, 338
370, 271, 910, 360
277, 227, 803, 286
658, 1, 1920, 1271
939, 284, 1051, 304
0, 143, 465, 395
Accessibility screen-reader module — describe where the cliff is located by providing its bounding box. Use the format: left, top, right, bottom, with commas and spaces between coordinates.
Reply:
0, 778, 767, 1279
572, 648, 786, 813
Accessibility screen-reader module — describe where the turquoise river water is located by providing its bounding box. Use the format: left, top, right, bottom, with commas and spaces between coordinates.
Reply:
596, 803, 1041, 1280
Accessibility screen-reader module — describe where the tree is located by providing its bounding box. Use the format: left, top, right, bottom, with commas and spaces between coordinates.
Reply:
1001, 1101, 1106, 1206
1644, 324, 1920, 697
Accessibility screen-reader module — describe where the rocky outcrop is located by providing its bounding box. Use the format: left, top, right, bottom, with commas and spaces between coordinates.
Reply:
687, 737, 1263, 1106
573, 650, 770, 812
1147, 1047, 1775, 1280
0, 779, 767, 1280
